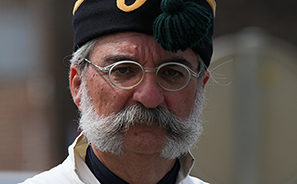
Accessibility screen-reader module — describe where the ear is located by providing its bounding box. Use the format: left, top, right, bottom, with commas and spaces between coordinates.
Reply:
202, 70, 210, 88
70, 65, 83, 111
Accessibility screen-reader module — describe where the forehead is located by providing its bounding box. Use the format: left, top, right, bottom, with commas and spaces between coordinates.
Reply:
89, 32, 198, 68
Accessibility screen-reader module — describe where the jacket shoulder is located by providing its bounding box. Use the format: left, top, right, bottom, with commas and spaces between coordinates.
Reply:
181, 175, 209, 184
19, 162, 81, 184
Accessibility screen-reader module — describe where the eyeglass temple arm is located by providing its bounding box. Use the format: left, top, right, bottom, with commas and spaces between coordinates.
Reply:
84, 59, 109, 72
190, 69, 201, 78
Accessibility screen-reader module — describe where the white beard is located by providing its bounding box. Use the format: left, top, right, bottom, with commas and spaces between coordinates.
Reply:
78, 79, 205, 159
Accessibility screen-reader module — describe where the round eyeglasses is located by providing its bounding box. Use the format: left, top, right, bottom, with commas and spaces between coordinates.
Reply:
84, 59, 201, 91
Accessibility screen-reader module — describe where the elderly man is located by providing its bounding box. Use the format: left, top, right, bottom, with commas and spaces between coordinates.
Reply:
21, 0, 216, 183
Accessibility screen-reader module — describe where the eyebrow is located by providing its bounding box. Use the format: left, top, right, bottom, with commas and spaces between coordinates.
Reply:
101, 55, 196, 70
102, 55, 139, 64
162, 56, 194, 69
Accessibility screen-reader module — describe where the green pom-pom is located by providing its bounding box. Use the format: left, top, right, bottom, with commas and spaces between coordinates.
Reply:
153, 0, 212, 52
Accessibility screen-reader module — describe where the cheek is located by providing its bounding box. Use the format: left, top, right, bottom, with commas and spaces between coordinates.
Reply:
182, 94, 197, 117
87, 73, 132, 116
166, 83, 198, 118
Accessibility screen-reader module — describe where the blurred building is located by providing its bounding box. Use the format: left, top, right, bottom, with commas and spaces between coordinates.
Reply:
191, 28, 297, 184
0, 0, 75, 171
0, 0, 297, 184
189, 1, 297, 183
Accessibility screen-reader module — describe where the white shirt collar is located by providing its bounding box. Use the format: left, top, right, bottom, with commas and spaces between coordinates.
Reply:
69, 132, 195, 184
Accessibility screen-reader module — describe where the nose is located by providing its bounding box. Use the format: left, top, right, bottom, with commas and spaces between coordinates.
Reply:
132, 72, 164, 108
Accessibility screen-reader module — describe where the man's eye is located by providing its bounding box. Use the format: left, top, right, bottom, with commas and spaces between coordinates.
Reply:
166, 69, 180, 77
162, 67, 185, 78
115, 67, 129, 74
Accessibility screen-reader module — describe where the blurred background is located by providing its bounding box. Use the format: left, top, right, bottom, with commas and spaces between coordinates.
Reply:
0, 0, 296, 183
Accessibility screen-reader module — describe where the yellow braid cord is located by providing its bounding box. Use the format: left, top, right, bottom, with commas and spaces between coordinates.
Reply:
117, 0, 147, 12
73, 0, 85, 15
206, 0, 216, 16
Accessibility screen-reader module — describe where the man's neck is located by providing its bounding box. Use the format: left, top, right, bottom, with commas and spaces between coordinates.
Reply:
91, 144, 176, 184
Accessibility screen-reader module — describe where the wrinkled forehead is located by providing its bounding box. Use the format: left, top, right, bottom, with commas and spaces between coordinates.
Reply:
88, 32, 199, 69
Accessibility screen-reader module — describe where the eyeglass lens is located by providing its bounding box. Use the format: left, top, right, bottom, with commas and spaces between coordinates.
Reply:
157, 63, 190, 90
109, 62, 143, 88
108, 62, 191, 90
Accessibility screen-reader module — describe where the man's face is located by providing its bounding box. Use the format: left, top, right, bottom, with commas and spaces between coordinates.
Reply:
85, 32, 200, 118
71, 32, 209, 158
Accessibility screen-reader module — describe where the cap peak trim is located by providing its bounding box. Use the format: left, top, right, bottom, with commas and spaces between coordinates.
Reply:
206, 0, 216, 16
73, 0, 85, 15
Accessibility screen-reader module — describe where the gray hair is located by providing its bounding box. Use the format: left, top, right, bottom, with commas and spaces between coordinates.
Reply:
69, 39, 97, 77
